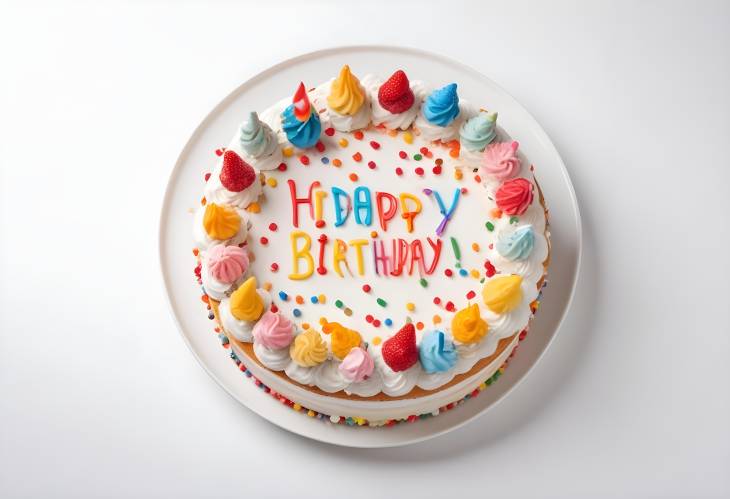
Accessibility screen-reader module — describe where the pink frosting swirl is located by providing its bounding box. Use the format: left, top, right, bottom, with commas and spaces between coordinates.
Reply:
338, 347, 374, 383
206, 245, 249, 284
495, 177, 534, 216
252, 310, 294, 350
482, 141, 521, 180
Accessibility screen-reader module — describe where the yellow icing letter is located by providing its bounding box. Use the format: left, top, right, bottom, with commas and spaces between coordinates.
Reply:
348, 239, 369, 276
333, 238, 352, 278
289, 231, 314, 280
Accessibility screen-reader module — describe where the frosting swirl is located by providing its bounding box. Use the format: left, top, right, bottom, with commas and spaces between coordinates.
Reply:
323, 321, 362, 360
496, 225, 535, 261
229, 276, 264, 321
202, 203, 240, 241
239, 111, 279, 159
482, 141, 521, 180
290, 328, 327, 367
327, 65, 365, 116
206, 245, 248, 284
422, 83, 460, 126
482, 275, 523, 314
338, 347, 374, 383
419, 330, 458, 373
451, 303, 488, 344
459, 112, 498, 152
252, 310, 294, 350
495, 177, 534, 215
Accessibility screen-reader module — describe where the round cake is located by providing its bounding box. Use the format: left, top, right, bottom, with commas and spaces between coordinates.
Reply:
192, 66, 550, 426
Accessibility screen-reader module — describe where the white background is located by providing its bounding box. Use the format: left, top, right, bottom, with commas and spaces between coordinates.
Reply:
1, 1, 728, 497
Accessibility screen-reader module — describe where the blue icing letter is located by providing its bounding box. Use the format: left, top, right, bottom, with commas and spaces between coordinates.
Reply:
496, 225, 535, 261
423, 83, 460, 127
353, 186, 373, 226
459, 112, 497, 152
281, 105, 322, 149
419, 330, 457, 374
331, 187, 351, 227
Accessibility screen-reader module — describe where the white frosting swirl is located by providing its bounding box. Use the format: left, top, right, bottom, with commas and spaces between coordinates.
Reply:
204, 168, 262, 210
284, 362, 317, 385
313, 361, 349, 393
311, 79, 371, 132
200, 254, 247, 301
413, 101, 477, 142
374, 353, 419, 397
345, 368, 383, 397
219, 290, 271, 342
253, 342, 291, 370
362, 74, 427, 130
192, 205, 249, 251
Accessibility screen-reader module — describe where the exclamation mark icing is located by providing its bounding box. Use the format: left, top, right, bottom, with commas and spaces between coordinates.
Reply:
450, 236, 462, 269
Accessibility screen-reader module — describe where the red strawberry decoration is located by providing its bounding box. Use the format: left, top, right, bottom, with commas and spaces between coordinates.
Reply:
220, 150, 256, 192
378, 70, 415, 114
381, 323, 418, 372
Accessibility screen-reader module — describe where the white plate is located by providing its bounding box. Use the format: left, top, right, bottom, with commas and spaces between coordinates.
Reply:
159, 45, 582, 448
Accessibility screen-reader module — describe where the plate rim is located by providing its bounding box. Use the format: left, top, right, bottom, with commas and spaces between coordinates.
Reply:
158, 44, 582, 448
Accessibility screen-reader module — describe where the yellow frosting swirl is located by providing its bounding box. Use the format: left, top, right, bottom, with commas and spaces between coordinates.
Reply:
324, 322, 362, 360
482, 275, 523, 314
290, 328, 328, 367
451, 304, 488, 344
229, 276, 264, 321
203, 203, 240, 240
327, 65, 365, 116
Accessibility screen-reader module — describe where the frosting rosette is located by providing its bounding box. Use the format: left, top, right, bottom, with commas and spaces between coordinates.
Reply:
229, 276, 265, 321
281, 83, 321, 149
495, 177, 534, 215
482, 141, 521, 181
451, 304, 488, 344
238, 111, 282, 171
365, 72, 426, 130
422, 83, 460, 126
338, 347, 375, 383
482, 275, 523, 314
459, 112, 498, 152
202, 203, 240, 241
321, 65, 371, 132
496, 225, 535, 261
206, 244, 248, 284
327, 65, 365, 116
204, 150, 263, 209
290, 328, 328, 367
418, 330, 457, 374
252, 310, 295, 350
193, 203, 248, 251
323, 321, 362, 360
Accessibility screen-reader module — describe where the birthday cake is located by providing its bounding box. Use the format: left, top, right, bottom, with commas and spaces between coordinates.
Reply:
192, 66, 550, 426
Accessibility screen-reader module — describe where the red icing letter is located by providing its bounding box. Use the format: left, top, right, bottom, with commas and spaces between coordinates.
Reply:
425, 237, 443, 275
288, 179, 320, 227
409, 240, 426, 276
390, 238, 410, 276
316, 234, 328, 275
376, 192, 398, 232
372, 240, 392, 276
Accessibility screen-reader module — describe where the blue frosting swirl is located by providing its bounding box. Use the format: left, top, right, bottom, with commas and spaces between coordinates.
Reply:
459, 112, 498, 152
240, 111, 273, 157
281, 105, 321, 149
423, 83, 460, 127
496, 225, 535, 261
419, 330, 457, 374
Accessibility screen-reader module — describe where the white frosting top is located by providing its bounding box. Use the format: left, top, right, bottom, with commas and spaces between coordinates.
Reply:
195, 72, 549, 399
